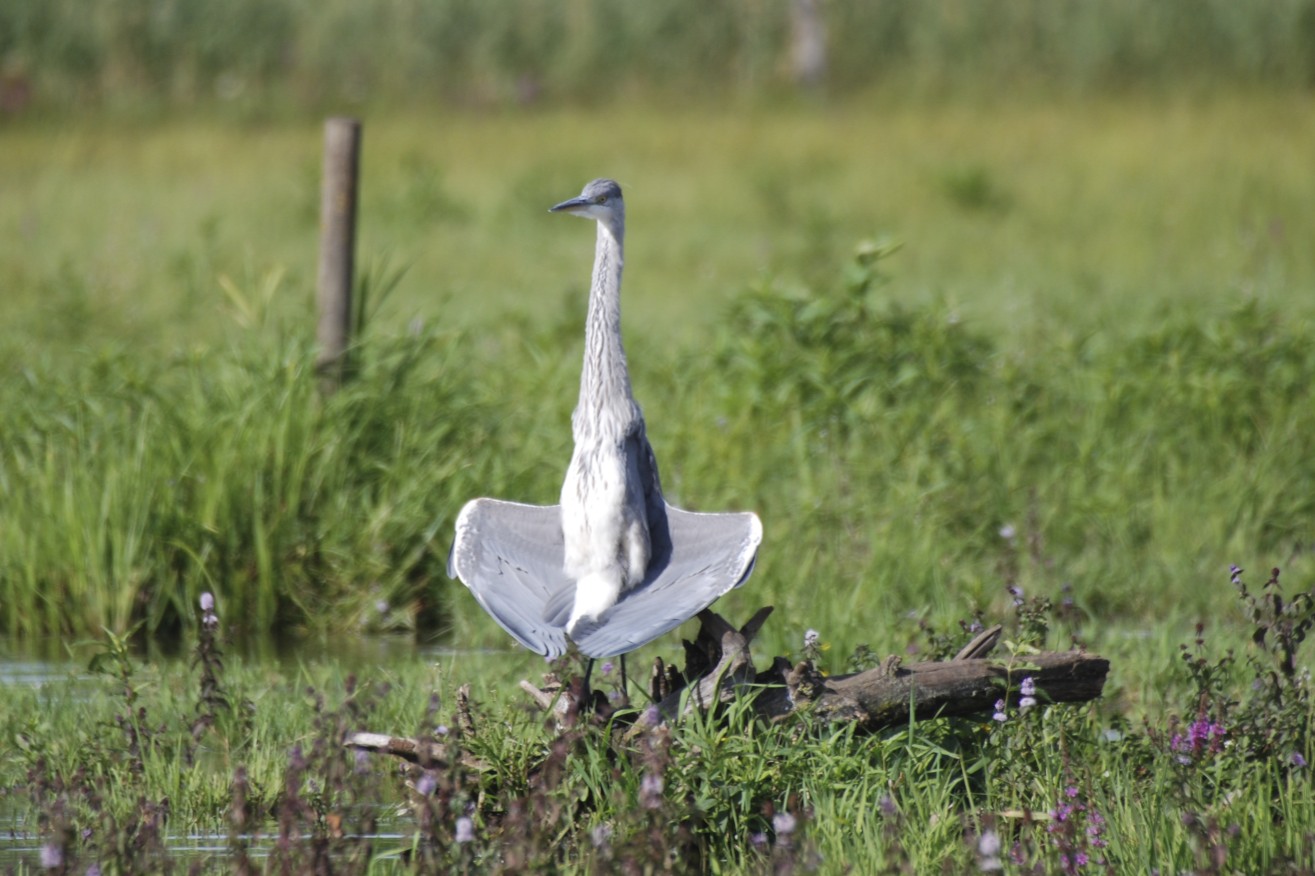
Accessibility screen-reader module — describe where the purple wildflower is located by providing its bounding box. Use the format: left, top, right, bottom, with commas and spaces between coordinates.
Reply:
1290, 752, 1307, 768
879, 795, 898, 817
1061, 850, 1090, 870
803, 629, 820, 650
454, 816, 475, 844
1020, 676, 1037, 710
1229, 564, 1243, 584
415, 772, 438, 797
591, 823, 613, 849
772, 812, 797, 836
199, 591, 219, 627
999, 524, 1017, 541
600, 661, 614, 677
640, 772, 664, 809
750, 832, 768, 850
39, 843, 62, 870
1048, 786, 1108, 871
1172, 716, 1227, 761
1007, 584, 1024, 606
993, 699, 1008, 722
978, 829, 1003, 871
1086, 810, 1109, 849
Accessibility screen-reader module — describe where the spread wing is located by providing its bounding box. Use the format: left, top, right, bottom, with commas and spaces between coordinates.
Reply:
569, 506, 762, 658
449, 497, 762, 660
447, 498, 573, 658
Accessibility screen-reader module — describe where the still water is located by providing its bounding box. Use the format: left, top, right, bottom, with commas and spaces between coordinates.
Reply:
0, 634, 537, 871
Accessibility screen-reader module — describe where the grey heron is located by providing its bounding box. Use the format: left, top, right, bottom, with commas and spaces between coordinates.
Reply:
447, 178, 762, 663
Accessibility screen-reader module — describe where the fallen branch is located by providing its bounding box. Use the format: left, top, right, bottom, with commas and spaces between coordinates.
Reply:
348, 609, 1109, 761
753, 646, 1109, 731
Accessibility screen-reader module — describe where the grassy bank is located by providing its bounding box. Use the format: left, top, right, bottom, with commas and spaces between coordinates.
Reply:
2, 96, 1315, 655
1, 575, 1311, 872
2, 95, 1314, 870
3, 233, 1315, 667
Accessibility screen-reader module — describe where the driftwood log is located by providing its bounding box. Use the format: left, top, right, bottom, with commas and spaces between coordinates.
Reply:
348, 608, 1109, 764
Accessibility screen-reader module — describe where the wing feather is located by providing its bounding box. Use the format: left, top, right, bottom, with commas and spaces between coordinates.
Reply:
448, 499, 573, 657
449, 498, 762, 660
570, 506, 762, 658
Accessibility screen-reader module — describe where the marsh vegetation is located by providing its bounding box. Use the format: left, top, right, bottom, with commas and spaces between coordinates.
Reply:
2, 3, 1315, 870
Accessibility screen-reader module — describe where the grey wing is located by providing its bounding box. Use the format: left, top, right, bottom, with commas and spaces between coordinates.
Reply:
570, 505, 763, 658
621, 421, 667, 535
447, 498, 574, 658
629, 421, 666, 521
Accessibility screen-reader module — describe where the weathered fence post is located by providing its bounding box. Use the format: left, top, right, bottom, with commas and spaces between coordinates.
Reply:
789, 0, 827, 89
316, 117, 362, 393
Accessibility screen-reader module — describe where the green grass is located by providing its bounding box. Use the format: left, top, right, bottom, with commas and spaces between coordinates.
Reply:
4, 95, 1314, 357
1, 94, 1315, 871
1, 590, 1311, 872
6, 0, 1315, 110
3, 96, 1315, 660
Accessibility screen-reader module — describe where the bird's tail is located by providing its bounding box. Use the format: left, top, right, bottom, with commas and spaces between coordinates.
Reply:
566, 569, 623, 635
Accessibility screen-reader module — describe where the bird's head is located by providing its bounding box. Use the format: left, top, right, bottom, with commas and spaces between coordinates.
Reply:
550, 179, 625, 232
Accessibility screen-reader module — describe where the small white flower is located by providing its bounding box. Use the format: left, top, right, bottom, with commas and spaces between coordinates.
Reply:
978, 828, 1004, 870
454, 816, 475, 843
40, 843, 62, 869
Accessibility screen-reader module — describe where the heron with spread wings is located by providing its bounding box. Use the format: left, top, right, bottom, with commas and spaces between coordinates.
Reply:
448, 179, 762, 661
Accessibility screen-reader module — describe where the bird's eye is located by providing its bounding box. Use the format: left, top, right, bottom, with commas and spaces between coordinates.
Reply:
594, 194, 607, 204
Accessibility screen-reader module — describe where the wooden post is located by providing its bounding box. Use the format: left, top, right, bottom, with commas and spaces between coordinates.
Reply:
789, 0, 827, 89
316, 117, 362, 393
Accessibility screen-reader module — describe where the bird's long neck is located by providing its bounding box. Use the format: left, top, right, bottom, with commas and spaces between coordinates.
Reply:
575, 219, 636, 436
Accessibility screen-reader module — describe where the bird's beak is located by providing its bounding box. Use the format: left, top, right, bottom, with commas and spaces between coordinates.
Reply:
549, 196, 590, 214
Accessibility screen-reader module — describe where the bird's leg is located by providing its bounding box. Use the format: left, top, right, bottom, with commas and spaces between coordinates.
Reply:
581, 657, 596, 697
620, 654, 630, 702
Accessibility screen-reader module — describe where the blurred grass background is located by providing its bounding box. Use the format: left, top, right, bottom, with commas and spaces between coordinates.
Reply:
1, 1, 1314, 674
3, 0, 1315, 109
